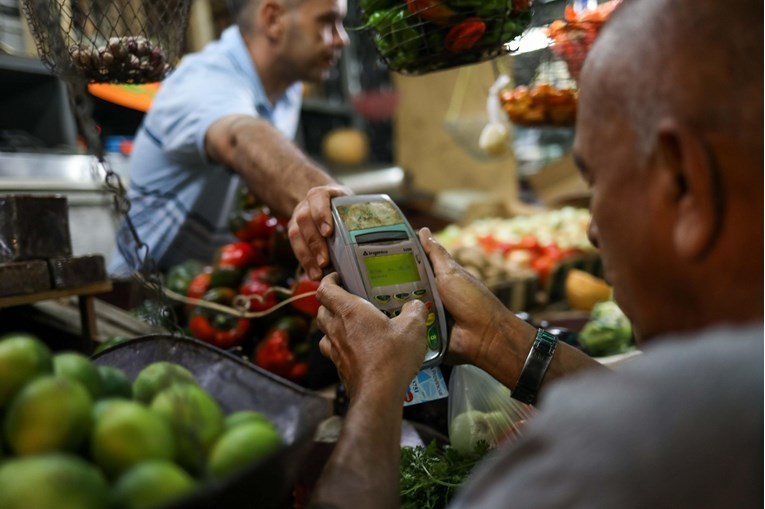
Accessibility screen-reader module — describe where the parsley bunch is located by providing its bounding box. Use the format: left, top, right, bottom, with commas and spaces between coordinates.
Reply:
400, 440, 490, 509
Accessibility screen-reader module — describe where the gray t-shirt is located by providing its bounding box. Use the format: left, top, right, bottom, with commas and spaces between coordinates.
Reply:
449, 322, 763, 509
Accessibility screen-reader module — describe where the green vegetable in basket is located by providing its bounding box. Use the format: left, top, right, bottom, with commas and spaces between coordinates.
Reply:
370, 7, 423, 69
577, 300, 633, 357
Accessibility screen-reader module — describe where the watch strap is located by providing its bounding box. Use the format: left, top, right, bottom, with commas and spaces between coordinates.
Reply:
512, 328, 558, 405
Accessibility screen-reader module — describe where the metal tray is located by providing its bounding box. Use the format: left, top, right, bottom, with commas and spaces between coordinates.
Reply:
91, 334, 333, 509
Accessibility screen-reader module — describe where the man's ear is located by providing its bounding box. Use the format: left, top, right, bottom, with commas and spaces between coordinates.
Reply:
259, 0, 286, 40
656, 120, 723, 260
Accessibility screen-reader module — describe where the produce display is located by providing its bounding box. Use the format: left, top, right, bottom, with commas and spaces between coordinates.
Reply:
161, 190, 323, 386
499, 82, 578, 127
358, 0, 533, 74
546, 0, 622, 81
0, 333, 284, 509
435, 207, 596, 288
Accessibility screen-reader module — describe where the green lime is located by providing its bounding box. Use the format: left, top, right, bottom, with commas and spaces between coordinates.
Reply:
53, 352, 103, 399
224, 409, 275, 431
0, 333, 53, 409
97, 364, 133, 399
3, 375, 92, 455
150, 383, 223, 473
112, 460, 196, 509
0, 453, 109, 509
207, 421, 283, 477
90, 400, 175, 479
132, 361, 198, 404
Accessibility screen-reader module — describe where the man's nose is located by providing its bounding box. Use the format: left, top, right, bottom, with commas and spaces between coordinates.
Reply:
334, 22, 350, 48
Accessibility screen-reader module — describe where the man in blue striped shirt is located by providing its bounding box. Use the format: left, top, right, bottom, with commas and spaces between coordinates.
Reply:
109, 0, 350, 276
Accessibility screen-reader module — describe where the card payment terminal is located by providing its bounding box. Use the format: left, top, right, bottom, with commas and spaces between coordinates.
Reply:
328, 194, 448, 368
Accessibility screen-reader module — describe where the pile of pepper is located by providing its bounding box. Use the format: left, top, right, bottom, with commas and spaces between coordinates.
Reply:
163, 190, 324, 386
360, 0, 534, 74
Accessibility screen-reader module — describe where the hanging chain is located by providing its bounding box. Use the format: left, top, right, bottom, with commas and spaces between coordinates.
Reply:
30, 0, 182, 335
70, 77, 182, 335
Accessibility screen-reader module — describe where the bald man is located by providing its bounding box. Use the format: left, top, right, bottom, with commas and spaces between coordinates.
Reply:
303, 0, 763, 508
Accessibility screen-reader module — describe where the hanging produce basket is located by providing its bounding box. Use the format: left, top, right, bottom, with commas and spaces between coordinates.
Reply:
546, 0, 621, 82
22, 0, 192, 84
359, 0, 534, 75
498, 46, 578, 128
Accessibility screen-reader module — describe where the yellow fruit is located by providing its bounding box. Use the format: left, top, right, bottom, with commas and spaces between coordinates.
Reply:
97, 365, 133, 399
224, 409, 274, 431
321, 128, 369, 166
565, 269, 612, 312
90, 400, 175, 478
207, 421, 283, 477
0, 333, 53, 408
112, 460, 196, 509
4, 375, 92, 455
150, 383, 224, 473
0, 453, 109, 509
53, 352, 103, 399
132, 361, 198, 404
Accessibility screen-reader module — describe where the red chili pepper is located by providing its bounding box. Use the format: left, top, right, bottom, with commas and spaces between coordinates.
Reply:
444, 17, 487, 53
215, 242, 257, 269
290, 274, 320, 317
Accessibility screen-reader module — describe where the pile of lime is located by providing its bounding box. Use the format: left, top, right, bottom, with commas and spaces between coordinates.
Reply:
0, 332, 284, 509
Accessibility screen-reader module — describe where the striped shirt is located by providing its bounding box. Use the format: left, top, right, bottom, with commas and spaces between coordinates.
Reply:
108, 26, 302, 277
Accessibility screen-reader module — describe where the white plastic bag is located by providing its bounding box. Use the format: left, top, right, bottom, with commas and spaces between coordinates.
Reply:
447, 365, 534, 455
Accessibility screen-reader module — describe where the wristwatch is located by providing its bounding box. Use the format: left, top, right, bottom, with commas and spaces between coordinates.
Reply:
511, 328, 558, 405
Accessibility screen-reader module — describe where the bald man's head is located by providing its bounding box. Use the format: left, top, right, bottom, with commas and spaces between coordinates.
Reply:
580, 0, 763, 162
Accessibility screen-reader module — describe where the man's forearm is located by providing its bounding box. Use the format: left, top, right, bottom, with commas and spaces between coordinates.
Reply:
310, 389, 405, 509
208, 115, 336, 217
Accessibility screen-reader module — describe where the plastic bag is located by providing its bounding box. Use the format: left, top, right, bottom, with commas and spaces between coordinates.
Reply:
447, 365, 534, 455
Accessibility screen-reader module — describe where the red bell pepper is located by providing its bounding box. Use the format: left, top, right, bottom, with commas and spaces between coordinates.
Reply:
215, 242, 257, 269
290, 274, 320, 317
239, 278, 279, 312
444, 17, 486, 53
253, 315, 311, 382
228, 205, 279, 242
188, 287, 251, 349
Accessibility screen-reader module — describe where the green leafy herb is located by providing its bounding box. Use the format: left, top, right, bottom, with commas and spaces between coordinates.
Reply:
400, 440, 490, 509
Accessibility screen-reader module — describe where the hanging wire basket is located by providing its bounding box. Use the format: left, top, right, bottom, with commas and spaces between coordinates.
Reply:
499, 45, 578, 128
358, 0, 534, 76
546, 0, 621, 82
22, 0, 192, 84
